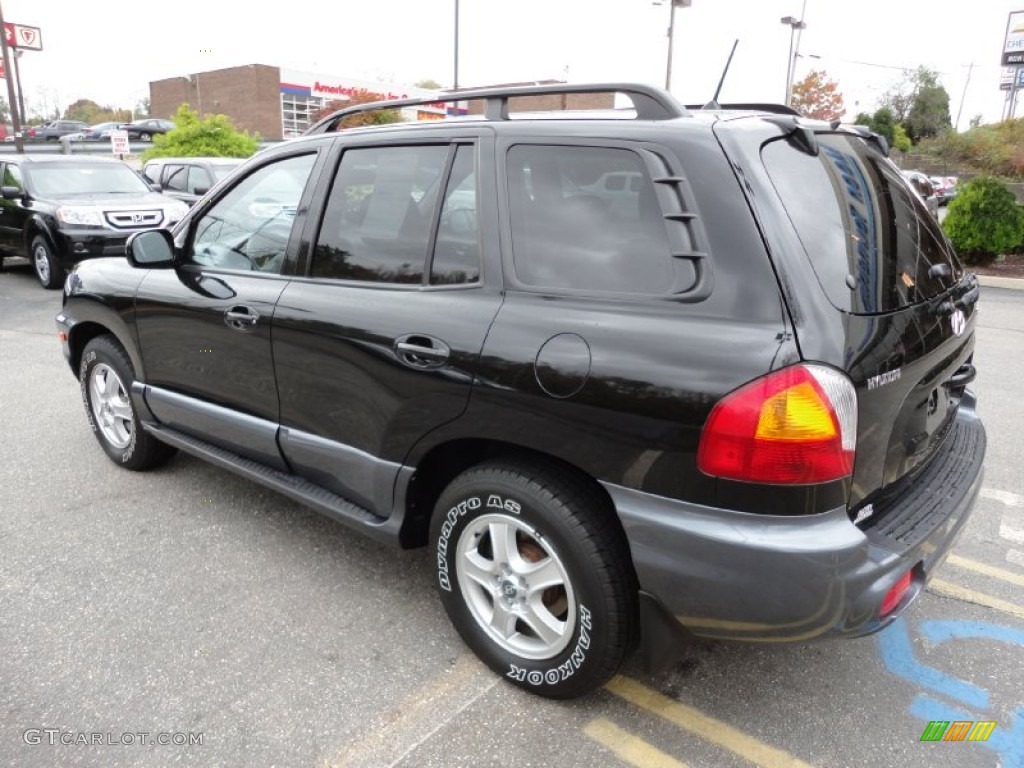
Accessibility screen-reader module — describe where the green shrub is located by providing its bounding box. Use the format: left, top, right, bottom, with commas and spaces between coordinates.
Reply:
941, 176, 1024, 265
141, 104, 259, 161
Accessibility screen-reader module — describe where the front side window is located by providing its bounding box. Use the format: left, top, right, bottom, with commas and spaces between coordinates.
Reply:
190, 153, 316, 274
312, 145, 449, 283
163, 165, 188, 192
506, 145, 673, 294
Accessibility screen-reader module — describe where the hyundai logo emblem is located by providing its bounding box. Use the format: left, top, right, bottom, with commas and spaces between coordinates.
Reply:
951, 308, 966, 337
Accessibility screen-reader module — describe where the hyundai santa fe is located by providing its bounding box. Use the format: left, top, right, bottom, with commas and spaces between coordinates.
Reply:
55, 83, 985, 699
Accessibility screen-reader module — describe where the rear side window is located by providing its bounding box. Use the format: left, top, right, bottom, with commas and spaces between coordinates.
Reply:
506, 145, 673, 294
762, 134, 960, 314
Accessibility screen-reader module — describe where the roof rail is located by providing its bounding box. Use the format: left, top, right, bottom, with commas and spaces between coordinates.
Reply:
685, 102, 801, 116
305, 82, 688, 134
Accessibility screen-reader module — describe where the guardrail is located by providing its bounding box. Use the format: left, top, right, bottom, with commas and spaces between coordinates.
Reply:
0, 140, 281, 156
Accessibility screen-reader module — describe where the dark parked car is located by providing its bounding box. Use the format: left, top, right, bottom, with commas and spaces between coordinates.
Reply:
27, 120, 89, 141
123, 118, 175, 141
142, 157, 245, 206
0, 155, 189, 288
70, 121, 131, 142
55, 84, 985, 699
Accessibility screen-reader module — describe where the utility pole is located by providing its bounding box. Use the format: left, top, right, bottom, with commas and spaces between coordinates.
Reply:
955, 62, 973, 131
0, 0, 24, 153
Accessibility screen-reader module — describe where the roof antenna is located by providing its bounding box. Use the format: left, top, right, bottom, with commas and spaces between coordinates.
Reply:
703, 39, 739, 110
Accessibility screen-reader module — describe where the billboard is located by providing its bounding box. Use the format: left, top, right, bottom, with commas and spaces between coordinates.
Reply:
1003, 10, 1024, 66
1000, 67, 1024, 89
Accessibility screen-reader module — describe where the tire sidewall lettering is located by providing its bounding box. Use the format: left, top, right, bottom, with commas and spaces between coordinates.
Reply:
436, 493, 513, 592
506, 603, 593, 687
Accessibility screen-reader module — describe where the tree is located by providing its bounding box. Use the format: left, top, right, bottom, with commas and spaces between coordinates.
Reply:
135, 97, 151, 119
790, 70, 844, 121
311, 90, 404, 130
892, 123, 912, 153
879, 66, 939, 123
414, 79, 442, 90
904, 83, 951, 143
141, 104, 259, 161
65, 98, 131, 125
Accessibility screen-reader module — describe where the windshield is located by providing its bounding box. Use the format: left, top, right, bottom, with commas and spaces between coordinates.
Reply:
25, 164, 151, 197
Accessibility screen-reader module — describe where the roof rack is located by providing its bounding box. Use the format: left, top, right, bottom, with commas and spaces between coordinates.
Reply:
305, 82, 688, 134
685, 102, 801, 116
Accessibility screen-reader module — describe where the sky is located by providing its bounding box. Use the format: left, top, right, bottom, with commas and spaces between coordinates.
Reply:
5, 0, 1023, 127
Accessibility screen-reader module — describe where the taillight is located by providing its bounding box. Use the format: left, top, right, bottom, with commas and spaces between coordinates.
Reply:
881, 570, 913, 616
697, 364, 857, 484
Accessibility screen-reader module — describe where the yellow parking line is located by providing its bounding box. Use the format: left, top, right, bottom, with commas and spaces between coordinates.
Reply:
928, 578, 1024, 620
584, 718, 688, 768
946, 554, 1024, 588
606, 676, 815, 768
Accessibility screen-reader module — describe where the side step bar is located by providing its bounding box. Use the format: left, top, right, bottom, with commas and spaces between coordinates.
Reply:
142, 422, 403, 546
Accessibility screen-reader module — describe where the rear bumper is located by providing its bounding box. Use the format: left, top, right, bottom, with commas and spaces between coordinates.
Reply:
608, 398, 985, 643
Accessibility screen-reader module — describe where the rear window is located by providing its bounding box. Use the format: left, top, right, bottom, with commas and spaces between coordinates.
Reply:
761, 134, 961, 314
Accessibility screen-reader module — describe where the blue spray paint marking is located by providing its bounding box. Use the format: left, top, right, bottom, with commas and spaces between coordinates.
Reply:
877, 616, 1024, 767
919, 619, 1024, 648
876, 617, 988, 710
910, 695, 1024, 768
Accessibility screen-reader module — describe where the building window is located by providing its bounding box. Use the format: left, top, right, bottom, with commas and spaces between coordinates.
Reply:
280, 93, 324, 139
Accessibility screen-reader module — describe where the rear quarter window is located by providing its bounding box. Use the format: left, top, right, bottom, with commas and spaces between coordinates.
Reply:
761, 134, 961, 314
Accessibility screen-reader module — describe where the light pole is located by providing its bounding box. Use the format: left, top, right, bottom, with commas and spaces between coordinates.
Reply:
781, 2, 808, 107
453, 0, 460, 90
659, 0, 692, 91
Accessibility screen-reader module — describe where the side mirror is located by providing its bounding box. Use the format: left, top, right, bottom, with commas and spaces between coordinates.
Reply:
2, 185, 23, 200
192, 185, 209, 196
127, 229, 176, 268
148, 183, 162, 193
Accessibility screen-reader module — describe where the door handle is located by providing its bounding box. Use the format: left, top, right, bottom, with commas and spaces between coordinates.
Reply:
224, 305, 259, 331
394, 335, 450, 369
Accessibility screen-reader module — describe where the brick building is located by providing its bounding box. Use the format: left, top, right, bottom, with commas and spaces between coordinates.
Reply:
150, 66, 615, 140
150, 64, 448, 140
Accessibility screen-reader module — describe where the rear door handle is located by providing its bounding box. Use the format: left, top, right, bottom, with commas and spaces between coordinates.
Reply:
224, 305, 259, 331
394, 334, 450, 370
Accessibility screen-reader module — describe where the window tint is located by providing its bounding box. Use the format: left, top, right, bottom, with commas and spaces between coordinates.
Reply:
142, 163, 161, 183
190, 153, 316, 274
163, 165, 188, 192
188, 166, 212, 194
506, 145, 673, 294
431, 145, 480, 285
313, 145, 448, 283
761, 134, 960, 314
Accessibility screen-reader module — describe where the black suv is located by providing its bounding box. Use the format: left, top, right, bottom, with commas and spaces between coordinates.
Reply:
0, 155, 189, 288
56, 84, 985, 699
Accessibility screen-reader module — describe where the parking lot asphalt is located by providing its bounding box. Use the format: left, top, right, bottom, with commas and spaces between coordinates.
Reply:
2, 261, 1022, 768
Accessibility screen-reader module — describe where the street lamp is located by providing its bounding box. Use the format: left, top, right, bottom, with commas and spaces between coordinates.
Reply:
781, 4, 808, 107
657, 0, 692, 91
453, 0, 460, 90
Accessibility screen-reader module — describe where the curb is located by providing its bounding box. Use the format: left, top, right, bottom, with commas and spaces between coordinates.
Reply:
977, 274, 1024, 291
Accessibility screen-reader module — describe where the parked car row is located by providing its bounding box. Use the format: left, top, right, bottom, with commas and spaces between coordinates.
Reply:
930, 175, 959, 205
17, 118, 177, 143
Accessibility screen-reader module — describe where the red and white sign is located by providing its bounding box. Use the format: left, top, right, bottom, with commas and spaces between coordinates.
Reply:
110, 130, 130, 156
4, 22, 43, 51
